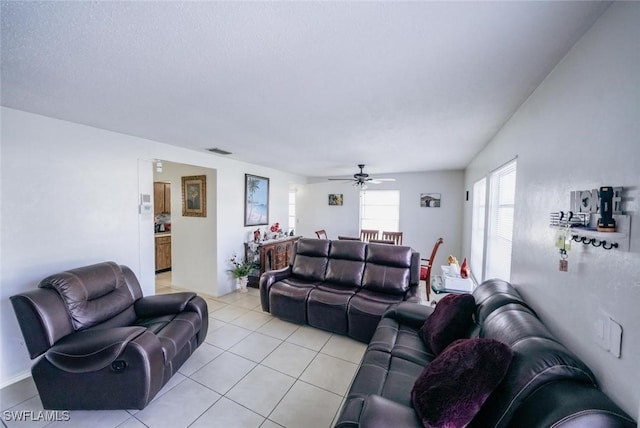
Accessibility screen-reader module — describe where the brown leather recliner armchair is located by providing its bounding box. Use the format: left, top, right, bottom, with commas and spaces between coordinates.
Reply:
10, 262, 208, 410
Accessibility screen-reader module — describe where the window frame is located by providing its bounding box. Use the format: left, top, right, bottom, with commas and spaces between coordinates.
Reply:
471, 158, 517, 283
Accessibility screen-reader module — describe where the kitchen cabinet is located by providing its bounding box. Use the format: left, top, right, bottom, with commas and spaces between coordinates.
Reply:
154, 182, 171, 215
155, 234, 172, 272
244, 236, 299, 287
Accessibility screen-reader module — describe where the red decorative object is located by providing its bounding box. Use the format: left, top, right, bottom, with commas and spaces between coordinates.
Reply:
460, 258, 469, 279
270, 222, 281, 233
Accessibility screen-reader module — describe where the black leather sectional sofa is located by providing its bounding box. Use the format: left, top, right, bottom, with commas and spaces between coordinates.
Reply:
10, 262, 208, 410
260, 238, 420, 343
335, 279, 636, 427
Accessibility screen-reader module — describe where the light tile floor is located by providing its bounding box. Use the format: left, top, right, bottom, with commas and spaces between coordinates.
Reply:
1, 273, 375, 428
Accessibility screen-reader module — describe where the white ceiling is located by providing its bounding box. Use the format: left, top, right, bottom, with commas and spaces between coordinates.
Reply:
1, 1, 610, 178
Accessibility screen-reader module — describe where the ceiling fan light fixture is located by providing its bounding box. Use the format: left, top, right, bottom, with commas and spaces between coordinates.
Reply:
353, 181, 368, 191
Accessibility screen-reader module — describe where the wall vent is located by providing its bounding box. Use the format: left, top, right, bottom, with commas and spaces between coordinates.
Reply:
207, 148, 232, 155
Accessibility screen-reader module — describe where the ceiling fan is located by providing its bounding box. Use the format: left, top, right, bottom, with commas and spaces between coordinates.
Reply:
328, 164, 396, 190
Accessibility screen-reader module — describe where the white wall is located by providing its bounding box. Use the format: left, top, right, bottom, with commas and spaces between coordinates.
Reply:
297, 170, 465, 266
0, 107, 304, 386
462, 2, 640, 417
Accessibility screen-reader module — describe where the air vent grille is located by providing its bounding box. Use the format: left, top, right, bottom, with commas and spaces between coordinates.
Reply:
207, 148, 232, 155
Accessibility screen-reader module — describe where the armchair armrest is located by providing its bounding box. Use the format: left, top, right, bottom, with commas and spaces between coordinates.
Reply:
259, 266, 292, 312
46, 326, 147, 373
382, 302, 434, 329
134, 292, 196, 318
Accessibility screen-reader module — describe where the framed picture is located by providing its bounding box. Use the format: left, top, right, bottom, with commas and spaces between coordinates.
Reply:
245, 174, 269, 226
420, 193, 441, 208
182, 175, 207, 217
328, 194, 343, 206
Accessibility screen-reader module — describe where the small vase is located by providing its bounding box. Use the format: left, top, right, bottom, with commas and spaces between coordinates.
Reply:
460, 258, 469, 279
236, 277, 248, 293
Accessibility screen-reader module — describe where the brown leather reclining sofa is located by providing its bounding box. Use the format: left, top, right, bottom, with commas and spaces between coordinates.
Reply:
260, 238, 420, 343
10, 261, 208, 410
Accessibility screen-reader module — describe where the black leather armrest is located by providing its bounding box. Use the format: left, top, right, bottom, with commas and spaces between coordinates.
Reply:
259, 266, 292, 312
134, 292, 196, 318
508, 380, 636, 428
382, 302, 433, 329
360, 395, 421, 428
46, 326, 147, 373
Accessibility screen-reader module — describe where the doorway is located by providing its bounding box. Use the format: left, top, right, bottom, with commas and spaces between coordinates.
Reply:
151, 160, 218, 296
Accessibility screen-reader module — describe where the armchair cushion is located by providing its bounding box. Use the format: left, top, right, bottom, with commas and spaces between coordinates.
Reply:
411, 338, 513, 428
46, 326, 147, 373
134, 292, 197, 318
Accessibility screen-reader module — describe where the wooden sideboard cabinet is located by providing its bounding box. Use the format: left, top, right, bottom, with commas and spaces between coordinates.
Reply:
245, 236, 299, 287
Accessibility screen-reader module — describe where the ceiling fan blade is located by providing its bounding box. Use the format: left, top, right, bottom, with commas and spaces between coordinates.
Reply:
328, 178, 355, 181
368, 178, 396, 182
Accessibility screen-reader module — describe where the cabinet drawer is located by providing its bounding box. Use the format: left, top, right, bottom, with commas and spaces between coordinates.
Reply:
156, 236, 171, 245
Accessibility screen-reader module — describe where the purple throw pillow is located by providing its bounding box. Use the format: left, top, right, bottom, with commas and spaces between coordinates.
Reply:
411, 338, 513, 428
420, 293, 476, 355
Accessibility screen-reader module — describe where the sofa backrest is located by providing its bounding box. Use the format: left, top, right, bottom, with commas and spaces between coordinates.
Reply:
39, 261, 139, 331
472, 293, 597, 428
291, 239, 331, 281
325, 240, 367, 287
473, 278, 537, 323
361, 244, 413, 295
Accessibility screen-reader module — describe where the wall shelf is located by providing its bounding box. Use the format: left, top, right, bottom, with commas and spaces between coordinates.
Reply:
551, 214, 631, 252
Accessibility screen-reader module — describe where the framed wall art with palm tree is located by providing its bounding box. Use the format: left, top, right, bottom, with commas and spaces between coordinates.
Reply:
244, 174, 269, 226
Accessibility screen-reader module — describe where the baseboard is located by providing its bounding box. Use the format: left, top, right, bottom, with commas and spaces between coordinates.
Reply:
0, 370, 31, 390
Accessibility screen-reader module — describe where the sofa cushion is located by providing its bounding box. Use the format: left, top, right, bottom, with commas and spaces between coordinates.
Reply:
362, 245, 413, 294
419, 293, 475, 354
329, 240, 367, 261
269, 281, 315, 324
411, 338, 513, 428
325, 257, 366, 287
348, 290, 405, 343
307, 286, 356, 334
368, 316, 434, 367
291, 254, 328, 282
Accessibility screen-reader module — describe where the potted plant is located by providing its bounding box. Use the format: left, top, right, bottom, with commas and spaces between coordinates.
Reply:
228, 254, 254, 293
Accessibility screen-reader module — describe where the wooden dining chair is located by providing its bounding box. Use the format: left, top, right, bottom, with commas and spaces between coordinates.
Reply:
338, 236, 361, 241
420, 238, 444, 302
315, 229, 328, 239
382, 231, 403, 245
360, 229, 379, 242
370, 239, 395, 245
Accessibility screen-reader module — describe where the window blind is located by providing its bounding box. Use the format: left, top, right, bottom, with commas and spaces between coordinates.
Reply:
359, 190, 400, 233
485, 160, 517, 281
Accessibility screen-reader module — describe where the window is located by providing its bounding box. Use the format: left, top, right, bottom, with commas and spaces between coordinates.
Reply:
471, 159, 517, 282
359, 190, 400, 234
288, 191, 296, 232
470, 177, 486, 282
